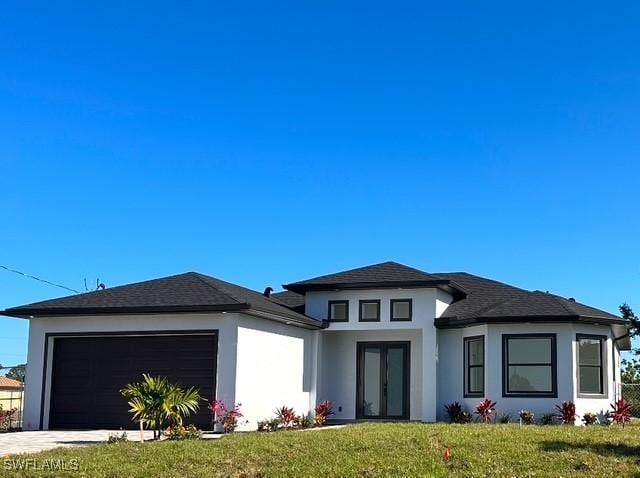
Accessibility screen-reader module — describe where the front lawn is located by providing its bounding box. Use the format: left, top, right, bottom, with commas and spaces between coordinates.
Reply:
3, 423, 640, 477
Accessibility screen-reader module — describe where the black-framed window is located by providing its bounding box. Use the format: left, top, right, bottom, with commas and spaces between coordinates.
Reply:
502, 334, 557, 397
390, 299, 412, 321
328, 300, 349, 322
359, 300, 381, 322
464, 336, 484, 397
577, 334, 606, 396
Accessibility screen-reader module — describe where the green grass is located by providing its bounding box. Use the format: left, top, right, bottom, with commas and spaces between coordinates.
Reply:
3, 423, 640, 477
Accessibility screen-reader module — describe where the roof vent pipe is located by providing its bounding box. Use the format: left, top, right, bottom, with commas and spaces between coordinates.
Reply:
263, 287, 273, 297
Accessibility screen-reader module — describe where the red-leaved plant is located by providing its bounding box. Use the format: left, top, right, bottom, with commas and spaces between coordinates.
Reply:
0, 407, 18, 431
275, 406, 298, 429
474, 399, 497, 423
609, 399, 632, 427
314, 400, 334, 427
209, 400, 246, 433
555, 401, 577, 425
444, 402, 463, 424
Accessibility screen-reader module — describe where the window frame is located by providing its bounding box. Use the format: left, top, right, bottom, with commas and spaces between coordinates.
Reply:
463, 335, 485, 398
502, 333, 557, 398
390, 299, 413, 322
358, 300, 381, 322
576, 333, 607, 398
327, 300, 349, 322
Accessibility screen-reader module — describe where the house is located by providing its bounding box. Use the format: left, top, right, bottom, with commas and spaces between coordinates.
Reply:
2, 261, 630, 430
0, 377, 24, 429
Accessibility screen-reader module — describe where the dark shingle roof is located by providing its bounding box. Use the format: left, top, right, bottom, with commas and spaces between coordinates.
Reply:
434, 272, 623, 326
2, 272, 323, 328
283, 261, 466, 298
281, 267, 626, 332
270, 290, 305, 313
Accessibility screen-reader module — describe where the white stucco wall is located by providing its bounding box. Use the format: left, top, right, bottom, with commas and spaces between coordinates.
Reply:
23, 311, 320, 432
234, 315, 317, 430
437, 322, 619, 422
23, 312, 239, 430
23, 292, 620, 431
308, 287, 445, 421
319, 329, 424, 421
436, 324, 489, 419
305, 288, 439, 330
571, 324, 617, 420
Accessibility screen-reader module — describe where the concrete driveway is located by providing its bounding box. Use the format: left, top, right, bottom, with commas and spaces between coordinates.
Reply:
0, 430, 156, 455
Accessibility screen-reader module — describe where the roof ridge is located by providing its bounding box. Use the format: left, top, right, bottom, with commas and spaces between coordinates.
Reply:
5, 271, 202, 310
471, 292, 529, 318
385, 260, 444, 274
434, 272, 530, 293
543, 291, 586, 315
193, 273, 308, 315
285, 261, 442, 285
188, 272, 249, 305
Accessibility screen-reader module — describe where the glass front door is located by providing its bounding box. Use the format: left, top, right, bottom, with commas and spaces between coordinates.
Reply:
356, 342, 409, 419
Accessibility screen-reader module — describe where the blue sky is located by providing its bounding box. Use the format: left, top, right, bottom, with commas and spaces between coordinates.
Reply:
1, 1, 639, 367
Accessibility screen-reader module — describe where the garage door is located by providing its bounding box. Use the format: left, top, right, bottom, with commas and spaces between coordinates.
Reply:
48, 333, 217, 429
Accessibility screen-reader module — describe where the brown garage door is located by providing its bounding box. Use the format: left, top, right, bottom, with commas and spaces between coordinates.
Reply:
48, 333, 217, 429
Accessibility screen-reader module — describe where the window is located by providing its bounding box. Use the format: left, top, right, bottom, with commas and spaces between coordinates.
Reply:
328, 301, 349, 322
359, 300, 381, 322
577, 334, 606, 395
464, 336, 484, 397
390, 299, 412, 321
502, 334, 557, 397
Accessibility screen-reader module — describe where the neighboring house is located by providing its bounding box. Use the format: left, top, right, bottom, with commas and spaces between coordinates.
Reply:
0, 377, 25, 427
1, 262, 630, 430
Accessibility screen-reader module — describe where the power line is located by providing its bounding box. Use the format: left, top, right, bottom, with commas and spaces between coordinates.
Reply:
0, 265, 80, 294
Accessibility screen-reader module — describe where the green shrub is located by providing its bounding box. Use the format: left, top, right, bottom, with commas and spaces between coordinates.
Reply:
458, 411, 473, 423
582, 412, 598, 426
121, 374, 202, 439
165, 424, 202, 440
519, 410, 535, 425
298, 413, 314, 429
257, 418, 281, 432
498, 413, 511, 424
540, 413, 555, 425
444, 402, 472, 424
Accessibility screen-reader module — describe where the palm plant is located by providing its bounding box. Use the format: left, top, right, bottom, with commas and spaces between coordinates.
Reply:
163, 386, 202, 426
121, 374, 202, 439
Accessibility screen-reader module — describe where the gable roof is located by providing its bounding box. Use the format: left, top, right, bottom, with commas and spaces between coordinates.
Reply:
0, 377, 23, 390
283, 261, 467, 299
1, 272, 323, 329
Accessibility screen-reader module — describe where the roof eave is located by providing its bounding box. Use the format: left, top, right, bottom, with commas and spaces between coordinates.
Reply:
283, 280, 467, 299
0, 303, 251, 319
244, 308, 327, 330
435, 314, 628, 329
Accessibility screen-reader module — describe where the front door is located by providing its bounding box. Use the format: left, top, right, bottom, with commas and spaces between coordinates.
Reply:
356, 342, 410, 419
